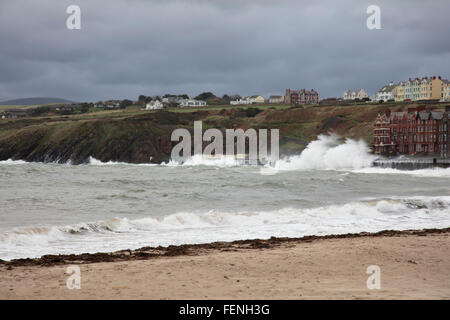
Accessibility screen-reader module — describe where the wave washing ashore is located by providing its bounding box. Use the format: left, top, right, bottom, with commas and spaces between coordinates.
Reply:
1, 135, 450, 261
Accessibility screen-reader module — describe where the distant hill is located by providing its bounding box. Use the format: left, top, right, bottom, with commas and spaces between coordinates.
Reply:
0, 97, 76, 106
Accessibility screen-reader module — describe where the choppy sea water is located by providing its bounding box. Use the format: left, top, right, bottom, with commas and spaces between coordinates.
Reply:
1, 135, 450, 260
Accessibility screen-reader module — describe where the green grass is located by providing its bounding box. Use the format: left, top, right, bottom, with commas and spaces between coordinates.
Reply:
168, 104, 292, 113
0, 105, 33, 111
0, 103, 80, 111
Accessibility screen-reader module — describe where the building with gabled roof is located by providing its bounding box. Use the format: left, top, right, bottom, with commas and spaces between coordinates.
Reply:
373, 106, 450, 157
285, 89, 319, 105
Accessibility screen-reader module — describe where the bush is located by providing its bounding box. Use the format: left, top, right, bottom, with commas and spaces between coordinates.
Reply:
120, 99, 133, 109
32, 106, 52, 115
245, 107, 262, 117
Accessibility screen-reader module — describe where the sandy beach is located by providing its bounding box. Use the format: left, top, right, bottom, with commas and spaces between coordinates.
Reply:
0, 229, 449, 300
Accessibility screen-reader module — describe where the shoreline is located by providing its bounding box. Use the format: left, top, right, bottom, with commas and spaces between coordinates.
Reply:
1, 227, 449, 299
2, 227, 449, 268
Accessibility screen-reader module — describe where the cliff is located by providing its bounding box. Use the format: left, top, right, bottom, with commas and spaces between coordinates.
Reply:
0, 103, 416, 164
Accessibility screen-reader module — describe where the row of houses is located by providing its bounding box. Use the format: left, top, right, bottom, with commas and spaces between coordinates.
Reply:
230, 95, 265, 105
229, 89, 319, 106
373, 106, 450, 157
94, 100, 121, 108
372, 76, 450, 102
145, 97, 207, 110
344, 76, 450, 103
145, 89, 320, 109
0, 108, 30, 119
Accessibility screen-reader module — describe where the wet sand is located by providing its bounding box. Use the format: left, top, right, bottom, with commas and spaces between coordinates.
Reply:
1, 228, 449, 299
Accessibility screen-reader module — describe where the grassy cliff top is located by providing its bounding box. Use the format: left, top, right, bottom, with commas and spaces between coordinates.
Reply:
0, 101, 443, 163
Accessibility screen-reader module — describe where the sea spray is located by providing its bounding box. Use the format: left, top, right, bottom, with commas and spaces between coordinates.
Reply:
269, 134, 377, 171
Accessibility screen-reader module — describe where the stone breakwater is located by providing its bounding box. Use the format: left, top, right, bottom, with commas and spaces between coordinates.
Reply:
373, 157, 450, 170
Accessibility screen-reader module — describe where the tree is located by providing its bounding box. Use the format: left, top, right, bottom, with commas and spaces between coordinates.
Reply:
195, 92, 216, 101
80, 103, 90, 113
220, 94, 231, 104
32, 106, 52, 115
138, 95, 152, 105
120, 99, 133, 109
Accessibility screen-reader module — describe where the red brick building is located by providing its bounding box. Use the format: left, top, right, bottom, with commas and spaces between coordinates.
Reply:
285, 89, 319, 105
373, 106, 450, 157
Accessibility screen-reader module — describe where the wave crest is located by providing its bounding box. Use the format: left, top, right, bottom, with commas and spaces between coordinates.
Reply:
1, 196, 450, 260
271, 134, 376, 171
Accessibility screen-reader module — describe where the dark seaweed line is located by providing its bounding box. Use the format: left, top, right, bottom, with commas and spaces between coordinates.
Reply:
1, 227, 449, 268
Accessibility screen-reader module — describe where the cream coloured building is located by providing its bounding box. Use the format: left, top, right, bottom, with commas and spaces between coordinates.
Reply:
247, 95, 265, 104
343, 89, 368, 100
394, 83, 405, 101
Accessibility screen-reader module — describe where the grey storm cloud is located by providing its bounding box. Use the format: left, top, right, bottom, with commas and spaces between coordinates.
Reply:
0, 0, 449, 102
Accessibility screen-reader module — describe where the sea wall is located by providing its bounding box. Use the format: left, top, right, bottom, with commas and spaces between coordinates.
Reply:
373, 157, 450, 170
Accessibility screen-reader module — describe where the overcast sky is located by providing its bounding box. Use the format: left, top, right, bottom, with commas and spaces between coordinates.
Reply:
0, 0, 449, 102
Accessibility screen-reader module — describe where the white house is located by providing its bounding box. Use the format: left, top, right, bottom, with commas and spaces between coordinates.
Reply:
230, 98, 252, 105
179, 99, 207, 107
268, 95, 285, 104
146, 100, 163, 110
375, 82, 397, 102
343, 89, 368, 100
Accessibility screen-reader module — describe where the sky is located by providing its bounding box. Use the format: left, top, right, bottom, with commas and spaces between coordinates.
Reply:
0, 0, 449, 102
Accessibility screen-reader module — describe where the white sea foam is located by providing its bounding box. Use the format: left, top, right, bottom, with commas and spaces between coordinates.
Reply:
88, 156, 157, 166
260, 134, 376, 174
162, 154, 242, 167
2, 136, 450, 178
351, 167, 450, 177
1, 196, 449, 260
260, 135, 450, 177
0, 159, 28, 165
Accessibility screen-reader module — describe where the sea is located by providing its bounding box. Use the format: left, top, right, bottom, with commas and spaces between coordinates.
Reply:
1, 134, 450, 261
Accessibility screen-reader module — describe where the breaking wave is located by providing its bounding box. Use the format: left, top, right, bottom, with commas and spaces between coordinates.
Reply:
88, 157, 157, 166
269, 134, 376, 171
0, 159, 27, 165
163, 154, 242, 167
2, 135, 450, 178
1, 196, 449, 260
